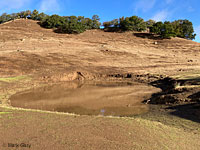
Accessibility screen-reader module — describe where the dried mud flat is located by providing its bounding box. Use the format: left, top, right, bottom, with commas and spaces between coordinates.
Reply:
0, 19, 200, 150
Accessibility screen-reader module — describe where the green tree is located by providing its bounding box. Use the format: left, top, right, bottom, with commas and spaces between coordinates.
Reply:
10, 13, 18, 20
56, 15, 86, 34
161, 21, 176, 38
83, 18, 93, 29
31, 10, 39, 20
146, 19, 156, 28
25, 10, 31, 18
111, 19, 119, 27
41, 14, 65, 28
58, 21, 86, 34
91, 15, 101, 29
119, 16, 147, 31
18, 11, 30, 18
103, 21, 112, 29
172, 20, 196, 40
103, 19, 119, 32
150, 22, 163, 35
150, 21, 176, 39
37, 12, 48, 21
0, 13, 11, 23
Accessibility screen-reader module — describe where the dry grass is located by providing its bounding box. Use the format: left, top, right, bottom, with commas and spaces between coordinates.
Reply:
0, 76, 30, 83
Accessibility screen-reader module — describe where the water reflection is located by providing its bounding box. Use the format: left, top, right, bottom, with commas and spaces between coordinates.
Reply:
10, 82, 159, 116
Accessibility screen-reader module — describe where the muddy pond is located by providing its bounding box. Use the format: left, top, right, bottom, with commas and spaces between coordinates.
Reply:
10, 82, 160, 117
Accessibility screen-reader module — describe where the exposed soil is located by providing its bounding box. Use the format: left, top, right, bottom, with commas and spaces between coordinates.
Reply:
0, 19, 200, 150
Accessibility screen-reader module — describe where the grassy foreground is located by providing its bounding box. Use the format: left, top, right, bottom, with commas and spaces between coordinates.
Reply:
0, 106, 200, 150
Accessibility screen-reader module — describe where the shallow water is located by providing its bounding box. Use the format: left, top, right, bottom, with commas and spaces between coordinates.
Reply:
10, 82, 159, 116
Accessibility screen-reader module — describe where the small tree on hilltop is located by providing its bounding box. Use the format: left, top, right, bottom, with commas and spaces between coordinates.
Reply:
172, 19, 196, 40
0, 13, 11, 23
57, 16, 86, 34
84, 18, 93, 29
150, 21, 163, 35
41, 14, 65, 28
31, 10, 39, 20
119, 16, 147, 31
161, 21, 176, 38
103, 21, 112, 29
38, 12, 48, 21
150, 21, 176, 39
91, 15, 101, 29
146, 19, 156, 29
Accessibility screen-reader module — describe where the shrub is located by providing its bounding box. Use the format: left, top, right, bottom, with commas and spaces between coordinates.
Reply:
150, 20, 196, 39
0, 10, 196, 38
57, 16, 86, 34
172, 20, 196, 40
91, 15, 101, 29
150, 21, 176, 39
41, 15, 65, 28
119, 16, 147, 31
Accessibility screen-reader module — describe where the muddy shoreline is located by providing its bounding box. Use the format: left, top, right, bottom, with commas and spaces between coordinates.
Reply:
139, 76, 200, 131
1, 73, 200, 133
1, 73, 200, 123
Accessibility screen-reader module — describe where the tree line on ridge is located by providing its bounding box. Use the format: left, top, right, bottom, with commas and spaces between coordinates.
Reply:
0, 10, 196, 39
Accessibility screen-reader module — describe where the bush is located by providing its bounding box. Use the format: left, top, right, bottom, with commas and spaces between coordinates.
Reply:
103, 19, 120, 32
57, 16, 86, 34
172, 20, 196, 40
119, 16, 147, 31
146, 19, 156, 28
0, 10, 196, 38
0, 13, 12, 23
150, 21, 176, 39
150, 20, 196, 39
41, 15, 65, 28
91, 15, 101, 29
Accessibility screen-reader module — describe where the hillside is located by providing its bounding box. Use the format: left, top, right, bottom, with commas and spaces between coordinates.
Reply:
0, 19, 200, 78
0, 19, 200, 150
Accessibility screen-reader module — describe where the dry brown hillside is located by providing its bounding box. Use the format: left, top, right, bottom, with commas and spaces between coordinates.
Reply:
1, 19, 200, 150
0, 19, 200, 79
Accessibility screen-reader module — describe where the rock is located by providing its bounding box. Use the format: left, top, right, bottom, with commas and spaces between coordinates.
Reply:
125, 73, 132, 78
126, 104, 131, 107
154, 41, 158, 45
151, 95, 177, 104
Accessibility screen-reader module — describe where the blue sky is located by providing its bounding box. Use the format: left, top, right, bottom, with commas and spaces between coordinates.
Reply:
0, 0, 199, 42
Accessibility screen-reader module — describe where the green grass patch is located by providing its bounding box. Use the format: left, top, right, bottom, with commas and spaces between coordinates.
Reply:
0, 112, 11, 115
172, 72, 200, 80
175, 85, 200, 89
0, 76, 30, 83
0, 95, 4, 99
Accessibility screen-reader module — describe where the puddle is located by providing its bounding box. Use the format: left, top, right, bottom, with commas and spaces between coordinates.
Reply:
10, 82, 160, 117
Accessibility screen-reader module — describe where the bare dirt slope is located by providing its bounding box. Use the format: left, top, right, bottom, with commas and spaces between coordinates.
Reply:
0, 19, 200, 78
0, 19, 200, 150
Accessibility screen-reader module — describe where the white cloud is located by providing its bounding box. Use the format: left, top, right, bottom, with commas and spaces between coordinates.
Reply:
165, 0, 173, 4
0, 0, 30, 11
39, 0, 60, 13
151, 10, 169, 22
187, 6, 195, 12
134, 0, 156, 13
